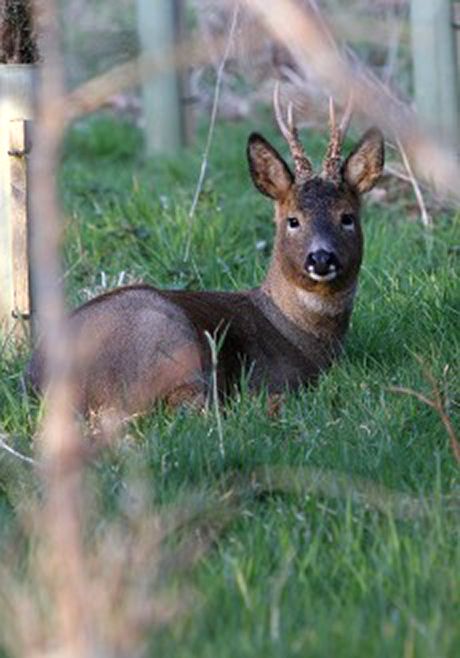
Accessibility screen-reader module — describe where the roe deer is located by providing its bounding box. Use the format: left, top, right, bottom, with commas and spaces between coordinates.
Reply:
27, 87, 384, 417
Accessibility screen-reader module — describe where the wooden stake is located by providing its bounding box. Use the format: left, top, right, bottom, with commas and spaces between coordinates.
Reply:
0, 64, 35, 343
9, 119, 32, 334
136, 0, 188, 154
410, 0, 459, 146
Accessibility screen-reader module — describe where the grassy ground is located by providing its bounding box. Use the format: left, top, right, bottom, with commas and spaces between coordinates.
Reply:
0, 111, 459, 657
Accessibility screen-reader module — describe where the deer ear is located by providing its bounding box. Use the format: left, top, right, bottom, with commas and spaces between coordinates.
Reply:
247, 133, 294, 200
343, 128, 384, 194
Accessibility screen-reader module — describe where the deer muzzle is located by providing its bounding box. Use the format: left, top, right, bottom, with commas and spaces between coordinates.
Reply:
305, 249, 340, 281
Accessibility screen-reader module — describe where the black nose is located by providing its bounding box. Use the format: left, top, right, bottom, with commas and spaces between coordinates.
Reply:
305, 249, 339, 276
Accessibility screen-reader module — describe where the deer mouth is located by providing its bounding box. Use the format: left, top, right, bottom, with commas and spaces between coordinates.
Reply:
306, 265, 338, 282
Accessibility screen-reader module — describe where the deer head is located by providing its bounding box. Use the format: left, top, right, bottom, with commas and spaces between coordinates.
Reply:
247, 85, 384, 297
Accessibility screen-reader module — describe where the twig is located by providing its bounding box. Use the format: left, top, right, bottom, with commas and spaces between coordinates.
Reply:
0, 434, 35, 465
396, 137, 432, 228
389, 360, 460, 465
184, 2, 240, 261
65, 32, 234, 123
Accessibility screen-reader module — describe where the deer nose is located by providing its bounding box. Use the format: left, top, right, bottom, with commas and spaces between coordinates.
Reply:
305, 249, 339, 277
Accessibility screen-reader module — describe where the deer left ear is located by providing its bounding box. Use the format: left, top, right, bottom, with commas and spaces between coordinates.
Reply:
342, 128, 384, 194
247, 133, 294, 200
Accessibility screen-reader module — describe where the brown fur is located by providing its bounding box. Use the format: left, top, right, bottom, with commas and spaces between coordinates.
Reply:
27, 124, 384, 417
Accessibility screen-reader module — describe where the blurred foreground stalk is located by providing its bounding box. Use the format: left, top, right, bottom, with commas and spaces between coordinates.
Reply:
30, 0, 95, 654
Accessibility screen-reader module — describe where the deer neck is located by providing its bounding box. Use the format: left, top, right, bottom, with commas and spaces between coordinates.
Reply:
254, 259, 356, 353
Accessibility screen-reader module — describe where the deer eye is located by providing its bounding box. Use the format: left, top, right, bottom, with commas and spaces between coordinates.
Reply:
341, 213, 355, 230
287, 217, 300, 229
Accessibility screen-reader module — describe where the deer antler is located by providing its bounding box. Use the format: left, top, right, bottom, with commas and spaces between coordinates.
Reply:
322, 94, 353, 184
273, 82, 313, 184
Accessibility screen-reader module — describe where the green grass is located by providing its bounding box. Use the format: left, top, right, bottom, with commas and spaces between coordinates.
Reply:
1, 112, 459, 658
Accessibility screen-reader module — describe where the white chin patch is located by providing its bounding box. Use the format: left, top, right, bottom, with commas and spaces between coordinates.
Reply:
306, 268, 337, 282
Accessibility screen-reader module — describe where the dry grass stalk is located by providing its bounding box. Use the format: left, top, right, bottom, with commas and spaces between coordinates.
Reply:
385, 163, 415, 185
389, 359, 460, 465
185, 2, 241, 259
396, 137, 432, 228
0, 432, 36, 465
204, 331, 225, 458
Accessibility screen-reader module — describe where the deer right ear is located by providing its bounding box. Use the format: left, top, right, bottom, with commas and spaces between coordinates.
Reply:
342, 128, 384, 194
247, 133, 294, 200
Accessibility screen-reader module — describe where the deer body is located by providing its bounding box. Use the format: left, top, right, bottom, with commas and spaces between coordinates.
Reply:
28, 90, 384, 417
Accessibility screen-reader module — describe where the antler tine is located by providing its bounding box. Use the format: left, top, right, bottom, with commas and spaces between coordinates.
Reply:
273, 82, 291, 143
328, 97, 337, 135
323, 95, 353, 183
273, 82, 313, 183
287, 102, 295, 132
327, 96, 340, 160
